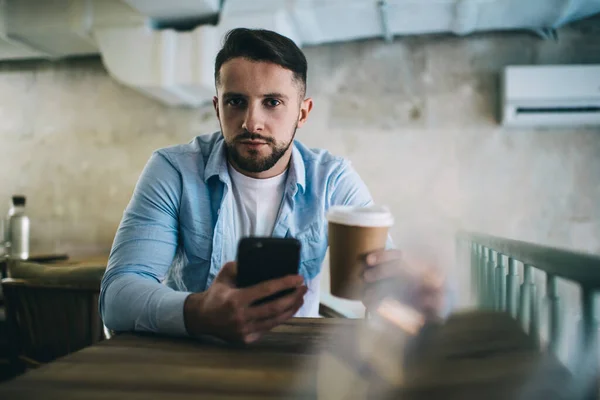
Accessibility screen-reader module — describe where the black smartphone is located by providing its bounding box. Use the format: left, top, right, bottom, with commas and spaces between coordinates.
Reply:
236, 237, 301, 305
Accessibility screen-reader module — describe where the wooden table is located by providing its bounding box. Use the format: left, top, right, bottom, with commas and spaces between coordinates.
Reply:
0, 313, 573, 399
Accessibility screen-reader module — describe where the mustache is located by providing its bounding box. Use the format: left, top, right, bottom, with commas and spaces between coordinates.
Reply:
234, 130, 275, 144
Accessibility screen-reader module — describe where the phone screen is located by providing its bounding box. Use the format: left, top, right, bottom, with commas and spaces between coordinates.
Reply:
236, 237, 301, 305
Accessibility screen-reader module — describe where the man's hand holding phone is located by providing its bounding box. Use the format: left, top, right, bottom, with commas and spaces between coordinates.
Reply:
183, 261, 306, 344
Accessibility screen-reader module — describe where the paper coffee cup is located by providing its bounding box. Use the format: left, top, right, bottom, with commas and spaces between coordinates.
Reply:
326, 205, 394, 300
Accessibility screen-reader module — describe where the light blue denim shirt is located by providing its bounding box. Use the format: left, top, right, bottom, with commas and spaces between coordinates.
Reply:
100, 132, 379, 336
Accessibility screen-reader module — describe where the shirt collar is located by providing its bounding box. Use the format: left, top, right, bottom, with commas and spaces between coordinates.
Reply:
203, 134, 229, 183
203, 134, 306, 195
288, 143, 306, 195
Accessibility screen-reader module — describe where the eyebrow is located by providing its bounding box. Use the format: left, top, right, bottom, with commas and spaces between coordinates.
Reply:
263, 92, 289, 100
222, 92, 246, 99
222, 92, 289, 100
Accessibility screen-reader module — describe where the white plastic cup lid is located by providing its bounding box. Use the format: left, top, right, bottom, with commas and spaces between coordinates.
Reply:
326, 205, 394, 228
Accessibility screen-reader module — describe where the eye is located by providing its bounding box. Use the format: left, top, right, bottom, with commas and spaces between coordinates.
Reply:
226, 98, 245, 107
265, 98, 281, 108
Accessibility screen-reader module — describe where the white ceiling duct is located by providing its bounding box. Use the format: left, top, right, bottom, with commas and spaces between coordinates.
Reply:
94, 0, 302, 106
0, 0, 598, 106
122, 0, 220, 21
94, 24, 221, 106
0, 0, 147, 60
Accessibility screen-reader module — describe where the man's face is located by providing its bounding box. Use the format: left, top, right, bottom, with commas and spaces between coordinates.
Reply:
214, 58, 312, 174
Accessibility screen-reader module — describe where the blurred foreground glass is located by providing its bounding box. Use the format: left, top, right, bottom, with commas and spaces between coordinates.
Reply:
317, 249, 450, 399
317, 295, 433, 399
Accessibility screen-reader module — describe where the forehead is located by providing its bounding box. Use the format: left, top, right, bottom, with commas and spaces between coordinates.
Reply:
218, 57, 299, 96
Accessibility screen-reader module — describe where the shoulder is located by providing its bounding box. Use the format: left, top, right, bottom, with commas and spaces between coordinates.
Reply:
294, 141, 371, 206
149, 132, 223, 179
294, 140, 350, 177
156, 132, 221, 161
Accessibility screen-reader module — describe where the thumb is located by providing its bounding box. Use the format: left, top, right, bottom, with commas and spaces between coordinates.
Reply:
215, 261, 237, 285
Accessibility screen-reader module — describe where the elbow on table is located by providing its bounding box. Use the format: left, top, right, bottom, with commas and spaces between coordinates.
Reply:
100, 296, 120, 332
99, 274, 131, 332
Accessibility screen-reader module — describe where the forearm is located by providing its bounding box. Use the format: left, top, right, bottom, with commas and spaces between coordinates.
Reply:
182, 291, 210, 337
101, 272, 191, 336
100, 151, 194, 335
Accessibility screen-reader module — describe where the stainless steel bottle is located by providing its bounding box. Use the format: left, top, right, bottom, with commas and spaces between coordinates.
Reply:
0, 218, 5, 257
7, 195, 29, 260
4, 196, 17, 252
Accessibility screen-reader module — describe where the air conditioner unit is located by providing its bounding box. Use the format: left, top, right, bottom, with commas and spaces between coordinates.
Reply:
501, 65, 600, 128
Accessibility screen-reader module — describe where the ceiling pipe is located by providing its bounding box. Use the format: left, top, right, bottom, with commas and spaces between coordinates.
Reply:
451, 0, 480, 35
377, 0, 393, 43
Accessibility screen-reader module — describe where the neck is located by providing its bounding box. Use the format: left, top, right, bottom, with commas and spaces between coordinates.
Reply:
228, 148, 293, 179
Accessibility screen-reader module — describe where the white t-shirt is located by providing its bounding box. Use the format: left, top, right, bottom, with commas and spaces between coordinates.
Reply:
228, 164, 287, 238
228, 163, 320, 317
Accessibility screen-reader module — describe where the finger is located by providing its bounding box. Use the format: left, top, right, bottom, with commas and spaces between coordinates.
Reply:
364, 249, 402, 268
417, 290, 445, 319
416, 280, 445, 311
242, 332, 262, 344
215, 261, 238, 284
363, 260, 403, 283
362, 287, 381, 310
422, 269, 446, 291
244, 296, 304, 335
364, 257, 436, 284
245, 286, 308, 321
239, 274, 305, 305
363, 278, 411, 308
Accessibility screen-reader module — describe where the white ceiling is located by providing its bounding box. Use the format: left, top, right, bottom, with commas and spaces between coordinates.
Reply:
1, 0, 598, 106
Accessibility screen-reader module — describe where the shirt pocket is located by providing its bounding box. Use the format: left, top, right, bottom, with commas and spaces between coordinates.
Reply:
180, 222, 213, 262
294, 222, 326, 282
171, 228, 213, 292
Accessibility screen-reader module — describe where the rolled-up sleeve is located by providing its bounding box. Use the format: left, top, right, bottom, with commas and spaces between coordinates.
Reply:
100, 151, 191, 336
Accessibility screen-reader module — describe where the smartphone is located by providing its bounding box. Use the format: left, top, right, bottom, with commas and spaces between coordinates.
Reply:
236, 237, 301, 305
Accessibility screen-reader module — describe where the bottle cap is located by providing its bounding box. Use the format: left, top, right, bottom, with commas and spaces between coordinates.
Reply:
12, 195, 26, 207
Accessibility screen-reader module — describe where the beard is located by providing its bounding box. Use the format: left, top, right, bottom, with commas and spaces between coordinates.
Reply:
225, 123, 298, 173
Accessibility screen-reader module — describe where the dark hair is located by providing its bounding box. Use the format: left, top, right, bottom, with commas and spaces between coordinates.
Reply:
214, 28, 307, 96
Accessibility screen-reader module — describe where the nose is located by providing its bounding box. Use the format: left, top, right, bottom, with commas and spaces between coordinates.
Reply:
242, 103, 265, 133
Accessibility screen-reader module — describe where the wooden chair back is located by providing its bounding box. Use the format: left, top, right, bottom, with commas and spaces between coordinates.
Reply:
1, 261, 106, 369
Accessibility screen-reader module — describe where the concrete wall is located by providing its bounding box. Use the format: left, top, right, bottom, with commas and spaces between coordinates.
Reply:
1, 18, 599, 272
